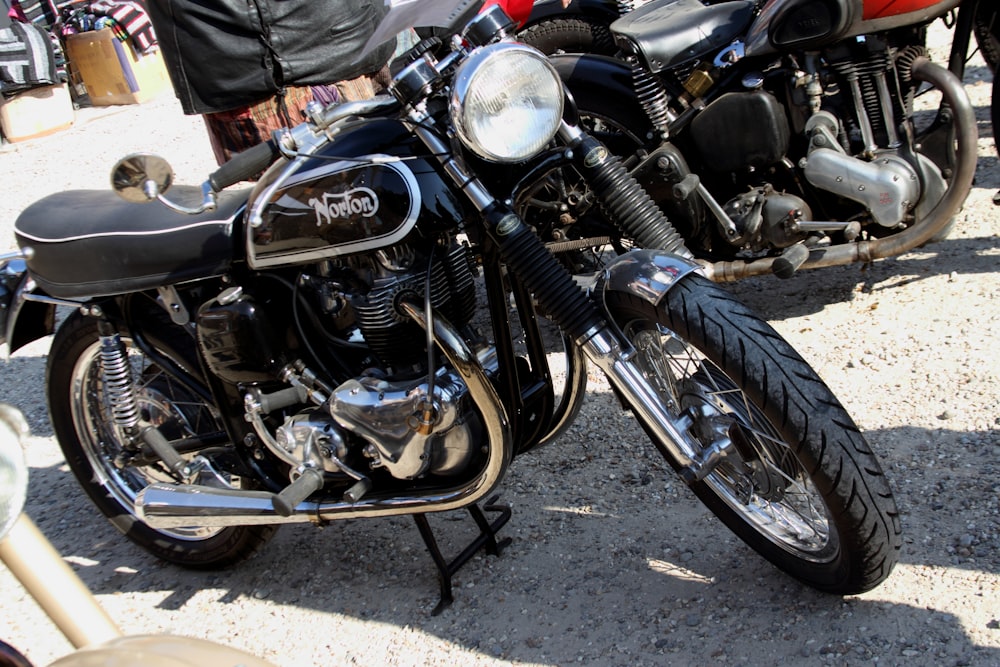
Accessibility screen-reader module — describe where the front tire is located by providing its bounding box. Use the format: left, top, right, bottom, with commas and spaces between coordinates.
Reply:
47, 311, 276, 568
606, 275, 901, 593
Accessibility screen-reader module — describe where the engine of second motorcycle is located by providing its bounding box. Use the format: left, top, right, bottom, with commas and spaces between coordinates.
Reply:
678, 34, 943, 251
199, 237, 487, 487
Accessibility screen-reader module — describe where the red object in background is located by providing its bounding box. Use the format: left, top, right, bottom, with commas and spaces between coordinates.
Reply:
485, 0, 534, 26
862, 0, 947, 20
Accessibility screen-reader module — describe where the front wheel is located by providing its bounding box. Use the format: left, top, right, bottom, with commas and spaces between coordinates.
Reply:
607, 275, 901, 593
47, 311, 277, 568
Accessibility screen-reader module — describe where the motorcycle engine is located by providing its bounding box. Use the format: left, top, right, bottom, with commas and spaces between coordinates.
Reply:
350, 242, 477, 371
225, 237, 487, 485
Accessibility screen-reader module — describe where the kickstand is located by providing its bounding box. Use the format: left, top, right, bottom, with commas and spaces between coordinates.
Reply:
412, 495, 512, 615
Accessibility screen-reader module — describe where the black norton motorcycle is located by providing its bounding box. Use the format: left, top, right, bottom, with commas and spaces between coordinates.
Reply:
0, 0, 899, 612
516, 0, 982, 280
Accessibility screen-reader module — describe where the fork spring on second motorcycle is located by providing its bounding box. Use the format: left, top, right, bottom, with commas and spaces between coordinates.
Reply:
99, 332, 141, 430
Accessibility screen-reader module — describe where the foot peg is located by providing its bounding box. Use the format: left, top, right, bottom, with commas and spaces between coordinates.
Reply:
271, 467, 324, 517
772, 243, 809, 279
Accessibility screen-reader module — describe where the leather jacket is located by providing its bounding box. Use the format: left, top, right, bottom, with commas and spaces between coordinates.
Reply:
146, 0, 395, 114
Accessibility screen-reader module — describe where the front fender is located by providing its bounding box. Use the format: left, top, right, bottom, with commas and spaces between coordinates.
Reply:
47, 634, 276, 667
0, 261, 56, 355
596, 249, 701, 308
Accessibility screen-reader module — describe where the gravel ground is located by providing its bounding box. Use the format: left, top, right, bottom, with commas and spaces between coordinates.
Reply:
1, 24, 998, 667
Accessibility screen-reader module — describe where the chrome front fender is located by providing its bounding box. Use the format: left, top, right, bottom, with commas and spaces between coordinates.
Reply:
595, 249, 701, 308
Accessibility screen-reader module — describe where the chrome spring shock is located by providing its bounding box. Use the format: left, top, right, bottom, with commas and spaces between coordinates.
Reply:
98, 330, 141, 431
630, 57, 671, 135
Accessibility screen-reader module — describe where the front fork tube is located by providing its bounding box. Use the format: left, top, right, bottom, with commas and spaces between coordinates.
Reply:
579, 328, 703, 474
411, 118, 703, 475
557, 123, 693, 258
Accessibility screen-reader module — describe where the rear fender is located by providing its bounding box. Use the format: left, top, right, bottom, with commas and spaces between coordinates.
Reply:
548, 53, 651, 136
0, 261, 56, 355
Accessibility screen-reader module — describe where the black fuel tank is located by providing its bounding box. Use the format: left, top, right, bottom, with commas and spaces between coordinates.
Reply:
247, 120, 471, 268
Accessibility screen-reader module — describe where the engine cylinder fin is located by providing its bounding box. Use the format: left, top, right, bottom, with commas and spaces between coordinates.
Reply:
441, 242, 477, 328
829, 51, 898, 149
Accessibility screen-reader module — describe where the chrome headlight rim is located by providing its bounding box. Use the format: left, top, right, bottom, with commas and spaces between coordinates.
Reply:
450, 42, 564, 164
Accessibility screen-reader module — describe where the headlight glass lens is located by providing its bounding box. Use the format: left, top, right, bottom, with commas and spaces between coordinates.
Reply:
0, 405, 29, 541
451, 43, 564, 163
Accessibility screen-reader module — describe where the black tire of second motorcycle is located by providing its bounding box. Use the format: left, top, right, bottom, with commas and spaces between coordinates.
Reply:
517, 17, 617, 56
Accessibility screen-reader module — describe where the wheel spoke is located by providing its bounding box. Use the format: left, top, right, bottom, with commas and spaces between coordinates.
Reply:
629, 321, 834, 558
71, 336, 230, 542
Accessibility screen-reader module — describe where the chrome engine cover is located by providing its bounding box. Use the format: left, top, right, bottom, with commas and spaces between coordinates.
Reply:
803, 148, 921, 227
329, 369, 479, 480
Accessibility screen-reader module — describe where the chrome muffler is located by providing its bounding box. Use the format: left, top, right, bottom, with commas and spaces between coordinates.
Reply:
136, 305, 512, 529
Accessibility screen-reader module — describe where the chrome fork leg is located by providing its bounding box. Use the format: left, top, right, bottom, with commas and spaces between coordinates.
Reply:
579, 325, 728, 482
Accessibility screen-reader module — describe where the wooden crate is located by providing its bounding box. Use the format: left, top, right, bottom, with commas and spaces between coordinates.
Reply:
64, 29, 168, 106
0, 83, 75, 142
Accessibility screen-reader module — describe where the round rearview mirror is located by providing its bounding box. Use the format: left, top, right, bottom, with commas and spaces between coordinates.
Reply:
111, 153, 174, 203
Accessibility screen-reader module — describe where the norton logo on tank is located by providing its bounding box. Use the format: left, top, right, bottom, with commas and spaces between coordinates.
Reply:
309, 188, 379, 226
251, 157, 421, 267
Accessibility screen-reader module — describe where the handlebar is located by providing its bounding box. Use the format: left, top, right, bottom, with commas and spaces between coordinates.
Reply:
208, 139, 283, 192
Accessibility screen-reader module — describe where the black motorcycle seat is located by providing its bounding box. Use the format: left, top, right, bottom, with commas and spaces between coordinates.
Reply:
14, 186, 249, 299
611, 0, 755, 73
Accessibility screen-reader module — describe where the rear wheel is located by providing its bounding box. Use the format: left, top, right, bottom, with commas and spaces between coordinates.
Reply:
973, 2, 1000, 73
47, 311, 276, 568
517, 17, 617, 56
606, 275, 901, 593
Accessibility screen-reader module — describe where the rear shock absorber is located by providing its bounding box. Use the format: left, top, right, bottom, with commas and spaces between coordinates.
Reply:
97, 320, 190, 476
629, 56, 671, 135
97, 323, 140, 431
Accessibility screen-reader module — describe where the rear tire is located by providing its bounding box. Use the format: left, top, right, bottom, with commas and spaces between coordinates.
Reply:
606, 275, 901, 593
517, 17, 617, 56
973, 3, 1000, 73
47, 311, 276, 568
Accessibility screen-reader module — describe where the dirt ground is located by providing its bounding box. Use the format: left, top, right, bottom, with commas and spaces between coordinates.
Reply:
0, 22, 997, 667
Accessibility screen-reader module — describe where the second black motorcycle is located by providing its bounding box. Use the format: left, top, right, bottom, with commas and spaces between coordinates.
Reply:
518, 0, 983, 280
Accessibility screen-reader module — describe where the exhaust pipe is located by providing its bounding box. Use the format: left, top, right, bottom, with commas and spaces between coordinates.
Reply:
136, 305, 513, 529
702, 56, 978, 282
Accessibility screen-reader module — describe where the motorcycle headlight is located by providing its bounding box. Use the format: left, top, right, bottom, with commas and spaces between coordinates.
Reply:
450, 42, 564, 163
0, 404, 29, 541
